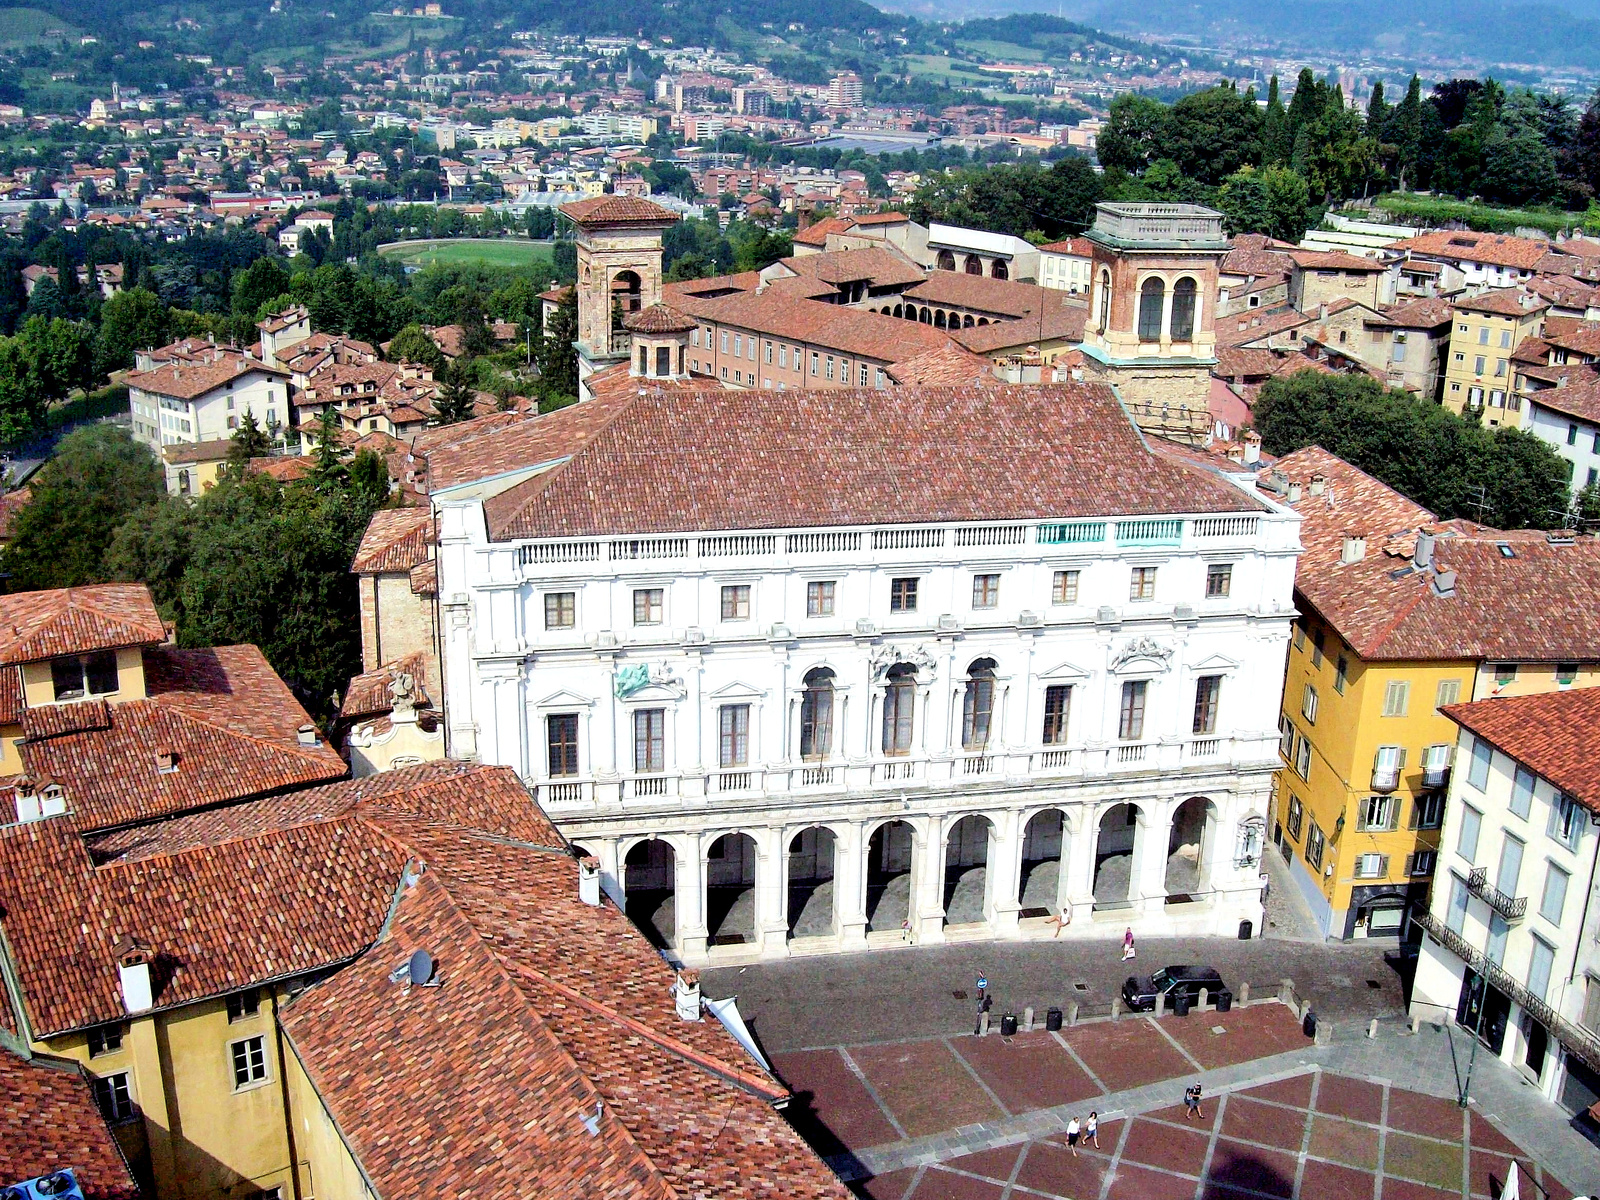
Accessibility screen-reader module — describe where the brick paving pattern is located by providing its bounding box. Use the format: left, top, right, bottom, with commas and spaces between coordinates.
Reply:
774, 1003, 1582, 1200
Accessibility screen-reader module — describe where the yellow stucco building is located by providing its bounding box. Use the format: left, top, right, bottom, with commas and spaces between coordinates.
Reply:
1441, 289, 1548, 425
1265, 449, 1600, 938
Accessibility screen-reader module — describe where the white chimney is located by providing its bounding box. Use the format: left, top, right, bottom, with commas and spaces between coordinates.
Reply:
297, 724, 319, 746
578, 856, 601, 906
1242, 434, 1261, 466
114, 937, 154, 1014
1414, 531, 1436, 569
13, 778, 39, 824
1341, 535, 1367, 564
1309, 474, 1326, 496
1286, 481, 1303, 503
673, 970, 702, 1022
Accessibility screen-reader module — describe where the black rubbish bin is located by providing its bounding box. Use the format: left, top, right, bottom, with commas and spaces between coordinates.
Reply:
1045, 1006, 1063, 1032
1172, 991, 1193, 1017
1302, 1009, 1317, 1039
1216, 990, 1233, 1013
1000, 1012, 1019, 1036
1238, 918, 1253, 939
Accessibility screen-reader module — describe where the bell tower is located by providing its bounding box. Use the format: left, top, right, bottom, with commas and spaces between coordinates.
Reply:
1079, 203, 1228, 444
559, 196, 679, 393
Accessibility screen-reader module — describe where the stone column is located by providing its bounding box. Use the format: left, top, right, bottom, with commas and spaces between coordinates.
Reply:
913, 817, 947, 944
1065, 809, 1097, 921
756, 826, 790, 958
596, 655, 619, 780
835, 820, 869, 950
676, 832, 708, 962
988, 809, 1024, 936
1134, 802, 1173, 914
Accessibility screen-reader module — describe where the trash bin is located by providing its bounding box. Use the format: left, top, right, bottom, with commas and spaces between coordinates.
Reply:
1238, 918, 1253, 939
1172, 991, 1192, 1017
1045, 1006, 1063, 1032
1302, 1009, 1317, 1039
1000, 1012, 1019, 1036
1216, 990, 1233, 1013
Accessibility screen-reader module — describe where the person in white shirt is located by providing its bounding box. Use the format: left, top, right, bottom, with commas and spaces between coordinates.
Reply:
1065, 1115, 1081, 1155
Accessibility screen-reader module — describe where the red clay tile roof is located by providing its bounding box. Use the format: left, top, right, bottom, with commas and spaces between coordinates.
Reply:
1523, 377, 1600, 424
18, 645, 346, 832
884, 343, 1000, 386
423, 391, 638, 493
903, 272, 1059, 319
791, 215, 854, 247
409, 559, 437, 596
949, 303, 1086, 353
1269, 446, 1600, 661
560, 195, 680, 226
667, 288, 953, 365
0, 1049, 141, 1199
0, 585, 166, 666
257, 305, 309, 334
1452, 288, 1548, 318
1037, 237, 1094, 256
127, 352, 286, 401
351, 508, 432, 575
340, 652, 432, 721
1393, 230, 1553, 271
280, 823, 850, 1200
1365, 296, 1454, 330
851, 211, 909, 226
622, 302, 698, 334
483, 383, 1267, 542
1442, 688, 1600, 813
1289, 250, 1384, 271
775, 246, 924, 287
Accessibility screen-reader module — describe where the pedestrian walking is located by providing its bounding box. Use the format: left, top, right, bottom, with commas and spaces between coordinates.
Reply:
1122, 927, 1136, 961
973, 988, 992, 1036
1085, 1110, 1099, 1148
1184, 1084, 1204, 1120
1065, 1115, 1081, 1155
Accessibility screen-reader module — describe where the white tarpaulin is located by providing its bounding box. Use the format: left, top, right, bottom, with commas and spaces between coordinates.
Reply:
705, 995, 768, 1071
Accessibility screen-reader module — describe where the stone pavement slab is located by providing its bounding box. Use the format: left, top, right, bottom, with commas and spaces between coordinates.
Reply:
947, 1029, 1099, 1114
848, 1039, 1005, 1138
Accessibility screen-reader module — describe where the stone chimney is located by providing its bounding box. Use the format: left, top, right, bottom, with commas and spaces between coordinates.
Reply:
1341, 534, 1367, 564
1414, 531, 1436, 569
673, 970, 702, 1021
578, 856, 601, 906
113, 936, 154, 1014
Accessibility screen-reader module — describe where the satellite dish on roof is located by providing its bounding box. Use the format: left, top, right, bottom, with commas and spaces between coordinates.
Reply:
408, 948, 435, 987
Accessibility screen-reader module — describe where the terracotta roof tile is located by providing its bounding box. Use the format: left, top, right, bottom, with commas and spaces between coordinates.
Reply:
622, 303, 698, 334
775, 246, 924, 287
0, 585, 166, 666
350, 508, 432, 575
560, 196, 680, 225
484, 383, 1267, 541
0, 1048, 142, 1199
671, 288, 952, 364
1394, 230, 1552, 271
127, 352, 285, 401
339, 652, 432, 721
884, 344, 1000, 386
792, 216, 854, 247
1442, 688, 1600, 813
423, 391, 638, 493
1452, 288, 1548, 318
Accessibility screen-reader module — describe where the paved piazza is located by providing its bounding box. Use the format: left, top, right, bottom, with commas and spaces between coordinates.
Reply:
766, 1003, 1582, 1200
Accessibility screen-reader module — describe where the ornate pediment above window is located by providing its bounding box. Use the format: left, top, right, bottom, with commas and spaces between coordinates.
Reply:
1109, 636, 1175, 674
869, 644, 938, 681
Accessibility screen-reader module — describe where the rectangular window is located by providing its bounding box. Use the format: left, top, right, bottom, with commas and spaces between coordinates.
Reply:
1360, 795, 1399, 832
87, 1024, 124, 1057
1354, 853, 1388, 879
972, 574, 999, 609
1558, 663, 1579, 685
778, 345, 787, 368
1334, 655, 1349, 694
1570, 424, 1581, 446
1550, 793, 1584, 851
1287, 794, 1303, 840
85, 651, 118, 696
859, 364, 869, 386
1205, 563, 1232, 598
547, 714, 579, 777
1382, 679, 1410, 717
1305, 822, 1325, 871
1042, 685, 1071, 745
1052, 570, 1079, 605
633, 709, 665, 773
810, 351, 819, 376
1192, 675, 1221, 735
1528, 937, 1556, 1001
1295, 735, 1312, 779
1541, 862, 1570, 925
51, 656, 85, 701
633, 588, 664, 626
890, 577, 918, 613
225, 989, 260, 1023
1301, 684, 1318, 724
544, 592, 575, 630
93, 1073, 133, 1122
825, 355, 835, 380
720, 331, 728, 352
1129, 567, 1156, 601
1293, 621, 1306, 651
806, 581, 835, 617
1311, 629, 1325, 668
1467, 737, 1492, 789
1458, 803, 1483, 863
1279, 715, 1295, 761
1413, 793, 1446, 830
1475, 355, 1486, 374
764, 341, 772, 364
718, 704, 749, 767
230, 1036, 268, 1089
1510, 765, 1535, 819
1436, 678, 1461, 710
1487, 912, 1510, 965
1407, 850, 1437, 877
719, 584, 750, 621
1118, 680, 1147, 741
1447, 876, 1470, 933
1494, 663, 1517, 684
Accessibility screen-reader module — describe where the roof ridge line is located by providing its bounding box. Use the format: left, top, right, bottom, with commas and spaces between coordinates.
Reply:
94, 807, 363, 869
506, 961, 786, 1103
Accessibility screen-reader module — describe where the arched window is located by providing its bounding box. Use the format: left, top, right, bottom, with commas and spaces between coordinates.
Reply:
962, 658, 996, 750
1137, 277, 1166, 343
800, 668, 835, 761
964, 255, 982, 275
611, 269, 643, 315
1096, 269, 1111, 332
882, 664, 916, 756
936, 249, 956, 271
934, 310, 947, 329
990, 259, 1008, 281
1170, 277, 1197, 342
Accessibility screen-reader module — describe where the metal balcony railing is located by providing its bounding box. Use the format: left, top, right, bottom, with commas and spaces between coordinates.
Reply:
1415, 908, 1600, 1073
1467, 866, 1529, 921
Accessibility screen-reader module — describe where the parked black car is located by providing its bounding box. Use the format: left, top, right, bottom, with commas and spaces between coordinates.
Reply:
1122, 965, 1227, 1012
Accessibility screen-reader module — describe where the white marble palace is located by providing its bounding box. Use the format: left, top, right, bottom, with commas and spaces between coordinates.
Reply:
431, 377, 1303, 966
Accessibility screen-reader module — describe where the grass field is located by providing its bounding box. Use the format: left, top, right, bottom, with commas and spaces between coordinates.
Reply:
377, 239, 554, 269
0, 6, 79, 44
1373, 193, 1593, 238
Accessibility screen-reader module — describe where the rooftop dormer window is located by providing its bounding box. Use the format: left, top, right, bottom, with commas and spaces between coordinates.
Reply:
51, 650, 118, 702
